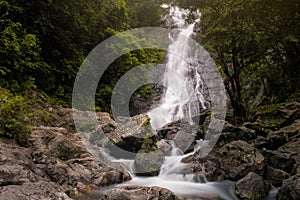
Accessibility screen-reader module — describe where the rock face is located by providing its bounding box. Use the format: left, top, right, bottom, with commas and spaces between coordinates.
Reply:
0, 108, 132, 200
235, 172, 271, 200
0, 139, 73, 200
101, 186, 177, 200
30, 126, 131, 191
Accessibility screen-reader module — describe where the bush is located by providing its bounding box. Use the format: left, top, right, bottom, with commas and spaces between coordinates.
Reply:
0, 88, 32, 146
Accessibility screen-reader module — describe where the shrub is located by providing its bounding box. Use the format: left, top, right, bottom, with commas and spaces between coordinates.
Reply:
0, 88, 32, 146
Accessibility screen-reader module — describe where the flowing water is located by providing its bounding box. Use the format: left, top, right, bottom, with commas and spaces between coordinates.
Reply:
148, 6, 209, 130
79, 5, 278, 200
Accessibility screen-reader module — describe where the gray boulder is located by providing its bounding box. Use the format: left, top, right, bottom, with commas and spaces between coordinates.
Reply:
277, 175, 300, 200
235, 172, 271, 200
217, 140, 266, 180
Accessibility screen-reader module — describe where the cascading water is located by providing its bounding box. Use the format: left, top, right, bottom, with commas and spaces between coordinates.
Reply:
148, 6, 209, 130
80, 5, 277, 200
109, 5, 240, 200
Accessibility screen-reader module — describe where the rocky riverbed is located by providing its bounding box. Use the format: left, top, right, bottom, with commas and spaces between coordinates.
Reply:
0, 102, 300, 199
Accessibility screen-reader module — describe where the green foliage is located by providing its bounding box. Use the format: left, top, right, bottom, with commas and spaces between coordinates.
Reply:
125, 0, 166, 27
1, 0, 131, 104
0, 88, 32, 146
96, 32, 165, 112
0, 0, 49, 92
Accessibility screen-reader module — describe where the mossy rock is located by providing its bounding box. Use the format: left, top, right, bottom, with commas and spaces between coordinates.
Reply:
252, 102, 300, 130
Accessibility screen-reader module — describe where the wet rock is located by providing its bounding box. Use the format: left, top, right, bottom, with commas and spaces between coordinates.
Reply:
157, 139, 173, 155
181, 150, 226, 182
129, 83, 164, 116
264, 166, 289, 186
295, 164, 300, 176
134, 151, 165, 176
235, 172, 271, 200
217, 140, 266, 180
191, 160, 226, 182
157, 121, 180, 140
277, 175, 300, 200
157, 109, 211, 141
173, 130, 196, 153
101, 186, 177, 200
96, 113, 158, 156
156, 119, 207, 154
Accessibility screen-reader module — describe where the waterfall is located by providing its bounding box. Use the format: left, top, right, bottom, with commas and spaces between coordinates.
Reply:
79, 5, 277, 200
148, 5, 209, 130
118, 6, 240, 200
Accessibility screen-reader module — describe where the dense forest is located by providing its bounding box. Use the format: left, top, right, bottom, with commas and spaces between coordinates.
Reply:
1, 0, 300, 145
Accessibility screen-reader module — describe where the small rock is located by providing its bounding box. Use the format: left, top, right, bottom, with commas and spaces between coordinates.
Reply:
101, 186, 176, 200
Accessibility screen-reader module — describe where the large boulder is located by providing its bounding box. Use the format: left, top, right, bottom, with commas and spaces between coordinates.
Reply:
278, 137, 300, 163
134, 151, 165, 176
217, 140, 266, 180
182, 141, 266, 182
277, 175, 300, 200
217, 122, 257, 147
264, 166, 289, 186
91, 113, 158, 157
235, 172, 271, 200
101, 186, 177, 200
0, 182, 73, 200
261, 150, 296, 173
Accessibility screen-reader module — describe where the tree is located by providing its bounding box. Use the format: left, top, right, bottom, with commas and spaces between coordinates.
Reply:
0, 1, 48, 91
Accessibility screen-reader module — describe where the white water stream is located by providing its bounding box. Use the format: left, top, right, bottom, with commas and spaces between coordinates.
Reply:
148, 6, 209, 130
